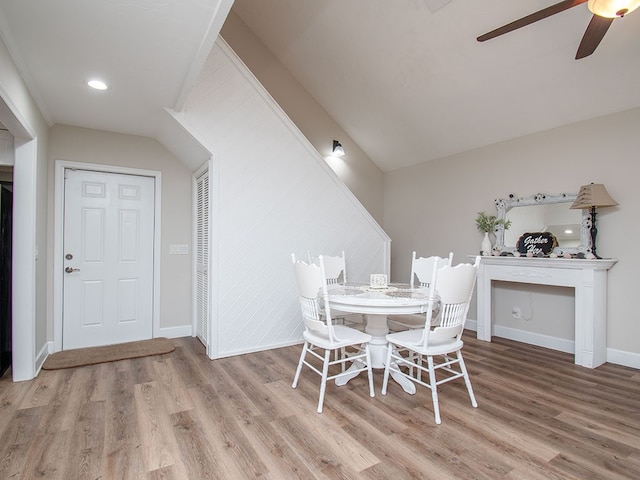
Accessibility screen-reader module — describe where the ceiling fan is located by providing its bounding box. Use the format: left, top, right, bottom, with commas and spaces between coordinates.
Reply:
477, 0, 640, 59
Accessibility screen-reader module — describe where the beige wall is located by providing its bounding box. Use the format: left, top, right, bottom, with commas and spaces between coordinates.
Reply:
221, 10, 384, 223
47, 125, 193, 335
384, 106, 640, 359
0, 166, 12, 182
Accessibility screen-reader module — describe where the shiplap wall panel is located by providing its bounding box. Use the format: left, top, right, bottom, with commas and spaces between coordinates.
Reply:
180, 39, 390, 358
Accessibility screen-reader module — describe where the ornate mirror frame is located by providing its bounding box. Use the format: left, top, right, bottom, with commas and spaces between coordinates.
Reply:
494, 192, 591, 256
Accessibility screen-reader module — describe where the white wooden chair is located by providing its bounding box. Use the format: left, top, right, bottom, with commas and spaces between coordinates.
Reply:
382, 256, 480, 424
291, 254, 375, 413
387, 251, 453, 330
315, 251, 346, 285
307, 251, 364, 330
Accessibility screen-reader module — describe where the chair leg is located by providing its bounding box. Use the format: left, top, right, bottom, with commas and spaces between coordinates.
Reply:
317, 349, 332, 413
381, 343, 394, 395
427, 355, 441, 424
292, 341, 308, 388
407, 351, 422, 381
365, 344, 375, 398
457, 351, 478, 408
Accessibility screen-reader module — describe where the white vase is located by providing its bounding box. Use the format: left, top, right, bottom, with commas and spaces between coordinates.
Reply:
481, 232, 492, 255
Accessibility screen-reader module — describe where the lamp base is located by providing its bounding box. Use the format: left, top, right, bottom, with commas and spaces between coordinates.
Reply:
590, 206, 600, 259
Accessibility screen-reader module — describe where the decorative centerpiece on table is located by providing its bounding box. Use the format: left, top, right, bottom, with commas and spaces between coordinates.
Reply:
475, 211, 511, 255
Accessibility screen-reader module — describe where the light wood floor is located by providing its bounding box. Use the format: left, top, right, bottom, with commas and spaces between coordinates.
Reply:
1, 334, 639, 479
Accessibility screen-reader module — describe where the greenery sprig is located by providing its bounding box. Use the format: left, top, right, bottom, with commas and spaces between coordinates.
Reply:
476, 211, 511, 234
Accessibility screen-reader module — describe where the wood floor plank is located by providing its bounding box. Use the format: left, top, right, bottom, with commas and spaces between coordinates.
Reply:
325, 379, 408, 434
134, 380, 180, 473
152, 357, 195, 414
274, 414, 367, 478
103, 363, 146, 478
217, 354, 280, 419
19, 430, 72, 479
170, 409, 220, 480
187, 381, 268, 478
169, 338, 213, 388
38, 366, 96, 433
472, 362, 640, 429
0, 406, 44, 478
340, 411, 460, 480
389, 414, 510, 480
0, 374, 29, 436
17, 368, 61, 409
0, 335, 638, 479
505, 464, 584, 480
445, 390, 560, 463
145, 464, 182, 480
90, 361, 116, 402
104, 440, 146, 480
234, 412, 321, 479
471, 376, 640, 479
555, 410, 640, 450
549, 451, 640, 480
61, 401, 107, 480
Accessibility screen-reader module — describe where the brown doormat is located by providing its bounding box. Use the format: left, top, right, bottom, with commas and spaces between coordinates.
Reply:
42, 337, 175, 370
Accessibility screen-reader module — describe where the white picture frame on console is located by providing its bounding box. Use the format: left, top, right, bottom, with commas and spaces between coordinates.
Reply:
494, 193, 591, 256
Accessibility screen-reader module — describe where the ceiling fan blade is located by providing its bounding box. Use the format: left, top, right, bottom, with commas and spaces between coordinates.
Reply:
575, 14, 614, 59
477, 0, 588, 42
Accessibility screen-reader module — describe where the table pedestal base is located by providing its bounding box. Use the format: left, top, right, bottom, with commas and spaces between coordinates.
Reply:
335, 314, 416, 394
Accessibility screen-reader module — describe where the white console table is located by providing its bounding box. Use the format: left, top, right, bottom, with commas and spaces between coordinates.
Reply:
476, 256, 617, 368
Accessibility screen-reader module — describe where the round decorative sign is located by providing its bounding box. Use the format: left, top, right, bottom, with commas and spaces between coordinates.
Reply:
516, 232, 558, 256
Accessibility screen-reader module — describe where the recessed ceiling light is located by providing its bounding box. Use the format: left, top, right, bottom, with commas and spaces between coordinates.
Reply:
87, 79, 108, 90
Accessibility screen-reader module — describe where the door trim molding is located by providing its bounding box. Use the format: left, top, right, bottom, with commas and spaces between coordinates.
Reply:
53, 160, 162, 352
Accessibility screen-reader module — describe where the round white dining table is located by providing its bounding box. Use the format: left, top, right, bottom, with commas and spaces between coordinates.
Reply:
326, 283, 431, 394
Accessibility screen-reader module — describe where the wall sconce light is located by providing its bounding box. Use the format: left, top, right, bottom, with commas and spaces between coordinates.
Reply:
332, 140, 345, 157
570, 183, 618, 258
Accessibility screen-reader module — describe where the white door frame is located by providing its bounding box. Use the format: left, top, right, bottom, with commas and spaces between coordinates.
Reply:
0, 90, 38, 381
53, 160, 162, 352
192, 158, 219, 359
12, 137, 37, 380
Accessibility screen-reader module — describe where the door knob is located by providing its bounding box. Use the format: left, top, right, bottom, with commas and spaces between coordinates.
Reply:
65, 267, 80, 273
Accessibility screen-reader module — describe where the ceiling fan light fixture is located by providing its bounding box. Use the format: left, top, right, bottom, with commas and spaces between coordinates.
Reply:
587, 0, 640, 18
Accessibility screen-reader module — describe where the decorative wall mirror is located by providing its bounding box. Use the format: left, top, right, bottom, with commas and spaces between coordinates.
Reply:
494, 193, 591, 256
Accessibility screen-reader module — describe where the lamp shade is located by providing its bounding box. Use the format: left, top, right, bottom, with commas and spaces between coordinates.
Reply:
570, 183, 619, 209
332, 140, 345, 157
588, 0, 640, 18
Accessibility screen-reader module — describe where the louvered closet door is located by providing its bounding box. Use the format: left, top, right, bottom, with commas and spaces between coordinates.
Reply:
195, 168, 209, 345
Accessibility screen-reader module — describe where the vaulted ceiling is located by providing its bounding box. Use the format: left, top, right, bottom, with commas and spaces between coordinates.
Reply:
1, 1, 639, 172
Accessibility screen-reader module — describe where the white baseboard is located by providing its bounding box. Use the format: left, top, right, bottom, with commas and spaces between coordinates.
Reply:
493, 325, 575, 354
605, 348, 640, 370
465, 318, 639, 369
465, 319, 478, 332
35, 342, 50, 375
157, 325, 193, 339
212, 339, 304, 360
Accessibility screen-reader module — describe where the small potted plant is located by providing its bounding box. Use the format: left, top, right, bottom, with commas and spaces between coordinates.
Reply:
476, 211, 511, 255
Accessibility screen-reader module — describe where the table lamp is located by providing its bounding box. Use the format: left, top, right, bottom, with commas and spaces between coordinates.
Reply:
570, 183, 618, 259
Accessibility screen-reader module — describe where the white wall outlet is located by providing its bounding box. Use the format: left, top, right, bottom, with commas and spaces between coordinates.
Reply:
511, 307, 522, 319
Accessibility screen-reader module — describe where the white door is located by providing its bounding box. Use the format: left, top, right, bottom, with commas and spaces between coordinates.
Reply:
195, 166, 209, 347
63, 169, 155, 349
